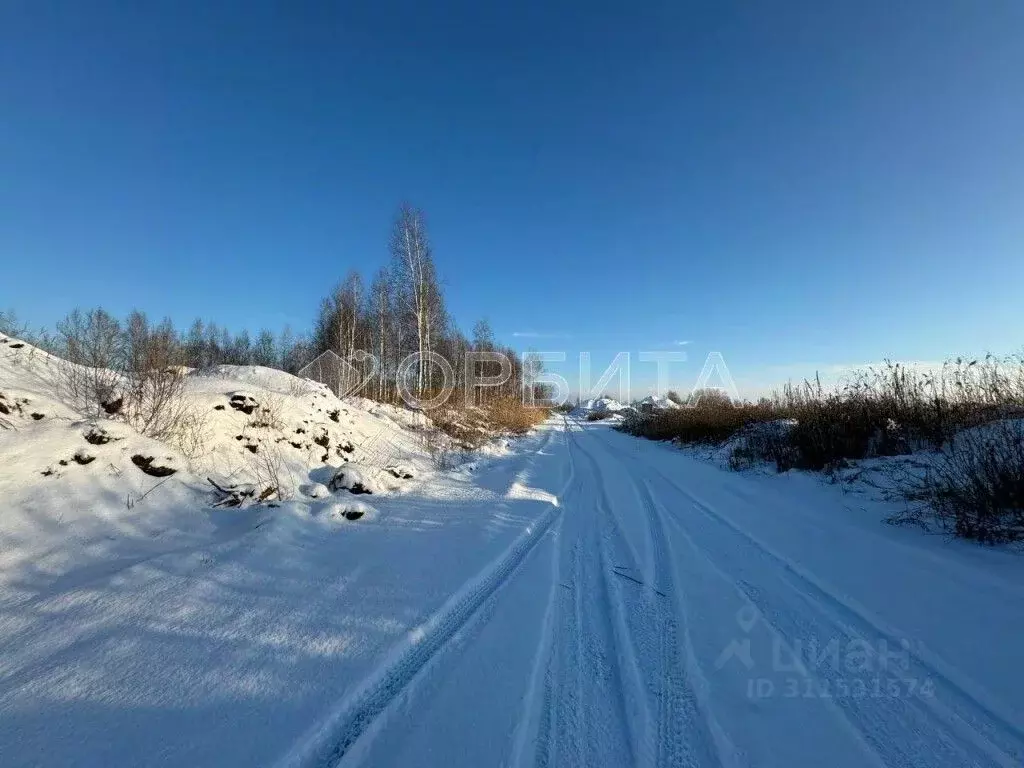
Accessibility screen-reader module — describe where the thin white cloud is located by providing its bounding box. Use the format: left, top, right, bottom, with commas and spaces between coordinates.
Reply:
673, 340, 692, 346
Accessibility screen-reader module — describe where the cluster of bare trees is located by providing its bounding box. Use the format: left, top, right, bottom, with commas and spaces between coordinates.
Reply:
311, 204, 545, 406
180, 320, 314, 372
55, 309, 196, 442
8, 203, 549, 417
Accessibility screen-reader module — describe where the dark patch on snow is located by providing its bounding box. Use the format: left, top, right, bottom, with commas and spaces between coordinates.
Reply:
83, 426, 117, 445
30, 412, 44, 420
131, 455, 177, 477
0, 393, 19, 417
214, 404, 225, 411
101, 397, 123, 415
229, 394, 258, 414
73, 451, 95, 465
328, 409, 340, 422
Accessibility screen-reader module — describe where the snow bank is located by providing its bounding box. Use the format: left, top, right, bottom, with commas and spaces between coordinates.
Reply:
0, 335, 434, 589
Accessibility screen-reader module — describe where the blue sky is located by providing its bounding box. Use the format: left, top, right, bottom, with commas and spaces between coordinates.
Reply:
2, 1, 1022, 397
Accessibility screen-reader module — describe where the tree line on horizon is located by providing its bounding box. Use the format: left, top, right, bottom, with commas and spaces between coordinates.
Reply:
0, 203, 546, 408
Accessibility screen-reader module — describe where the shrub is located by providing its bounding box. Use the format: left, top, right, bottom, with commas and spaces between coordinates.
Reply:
429, 398, 549, 449
56, 307, 197, 443
487, 398, 549, 434
624, 358, 1024, 473
56, 308, 127, 418
897, 420, 1024, 543
619, 398, 771, 445
621, 355, 1024, 541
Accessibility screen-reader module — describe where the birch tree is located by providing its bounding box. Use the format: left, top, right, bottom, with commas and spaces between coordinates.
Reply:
389, 203, 436, 396
369, 268, 392, 400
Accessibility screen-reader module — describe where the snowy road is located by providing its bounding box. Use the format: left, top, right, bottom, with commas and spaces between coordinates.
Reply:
3, 418, 1024, 766
330, 418, 1024, 768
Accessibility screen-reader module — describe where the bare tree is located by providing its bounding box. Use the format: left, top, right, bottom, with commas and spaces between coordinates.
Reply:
122, 316, 190, 440
252, 329, 277, 367
389, 203, 436, 396
57, 308, 195, 443
56, 308, 127, 417
184, 318, 206, 368
369, 268, 392, 400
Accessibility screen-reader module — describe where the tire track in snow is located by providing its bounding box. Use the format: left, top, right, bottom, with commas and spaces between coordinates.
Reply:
671, 488, 1024, 768
279, 504, 564, 766
651, 493, 892, 768
625, 450, 1023, 768
640, 482, 731, 768
511, 422, 573, 768
596, 424, 1024, 764
532, 419, 585, 768
570, 425, 660, 767
553, 421, 637, 766
531, 417, 641, 767
572, 423, 730, 768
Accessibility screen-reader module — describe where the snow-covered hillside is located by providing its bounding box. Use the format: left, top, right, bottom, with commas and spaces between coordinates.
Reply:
0, 335, 442, 599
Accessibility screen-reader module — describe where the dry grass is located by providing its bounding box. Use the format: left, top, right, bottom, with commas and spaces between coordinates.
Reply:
621, 398, 773, 445
896, 420, 1024, 543
487, 398, 550, 434
430, 398, 549, 448
624, 357, 1024, 465
619, 355, 1024, 541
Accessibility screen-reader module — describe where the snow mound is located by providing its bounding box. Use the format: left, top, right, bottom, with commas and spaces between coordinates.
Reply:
637, 394, 680, 412
329, 464, 380, 495
322, 499, 378, 522
299, 482, 331, 499
571, 397, 626, 418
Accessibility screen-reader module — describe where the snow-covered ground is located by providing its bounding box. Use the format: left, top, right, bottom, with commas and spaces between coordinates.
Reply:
2, 337, 1023, 766
0, 337, 562, 766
